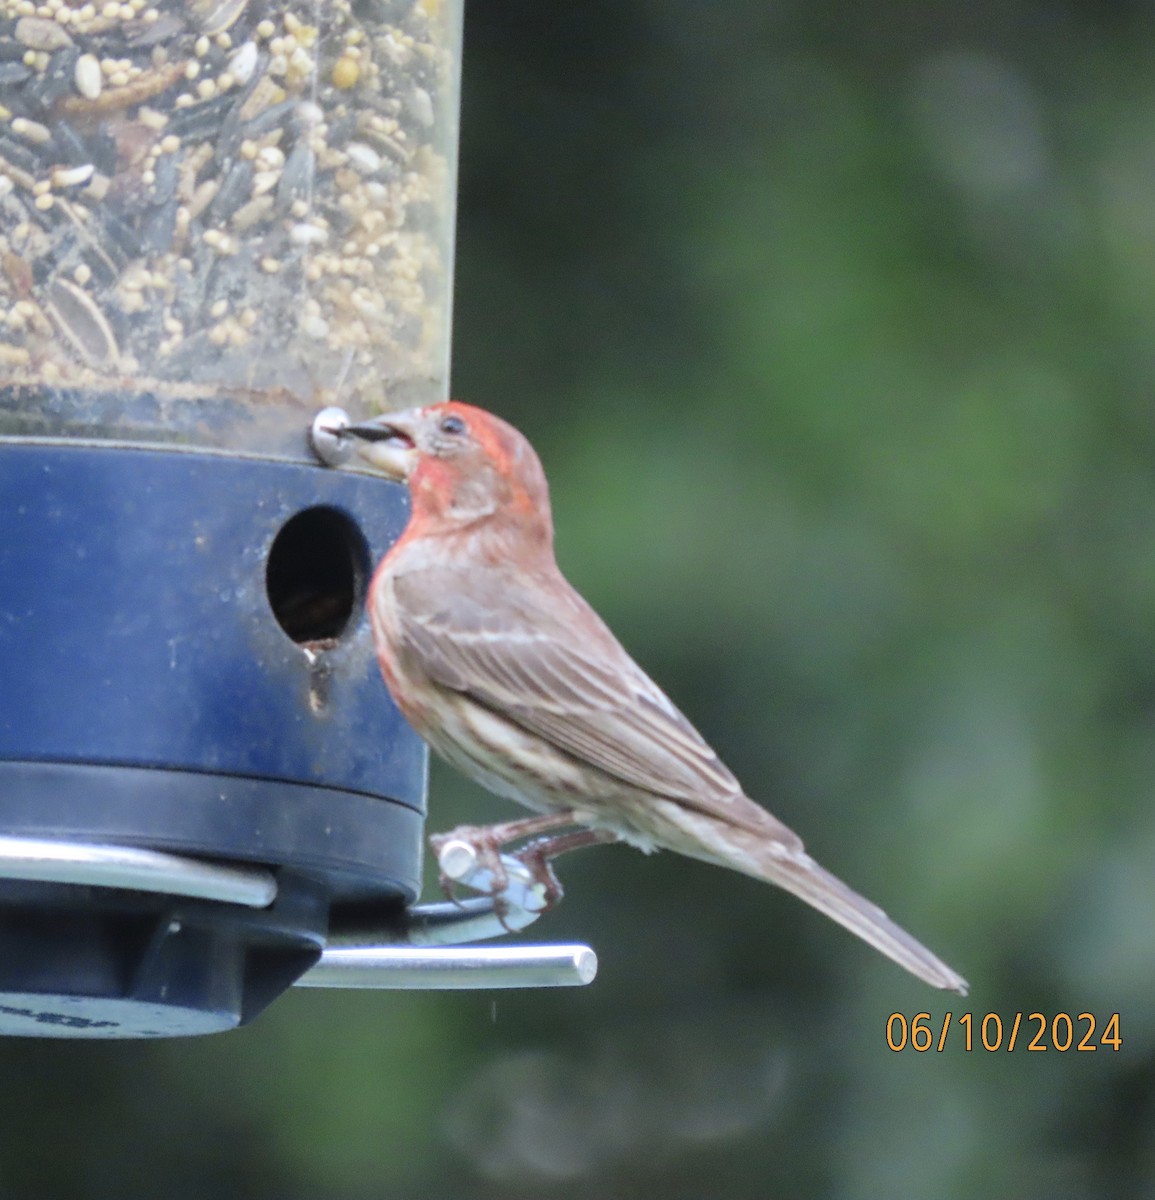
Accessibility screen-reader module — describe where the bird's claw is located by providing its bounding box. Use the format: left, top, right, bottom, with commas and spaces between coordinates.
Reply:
435, 867, 468, 910
510, 838, 566, 911
430, 824, 511, 905
428, 818, 609, 917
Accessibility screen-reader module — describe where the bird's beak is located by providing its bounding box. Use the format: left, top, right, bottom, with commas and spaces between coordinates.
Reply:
339, 411, 421, 481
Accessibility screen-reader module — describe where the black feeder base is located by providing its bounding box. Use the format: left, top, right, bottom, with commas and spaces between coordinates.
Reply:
0, 440, 427, 1037
0, 871, 327, 1038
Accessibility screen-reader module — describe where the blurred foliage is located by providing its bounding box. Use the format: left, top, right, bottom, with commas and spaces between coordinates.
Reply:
5, 0, 1155, 1196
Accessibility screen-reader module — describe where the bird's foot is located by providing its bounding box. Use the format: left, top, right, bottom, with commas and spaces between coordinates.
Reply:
430, 825, 512, 905
432, 813, 578, 856
430, 812, 578, 905
509, 828, 621, 912
430, 824, 555, 916
428, 815, 616, 917
509, 838, 566, 912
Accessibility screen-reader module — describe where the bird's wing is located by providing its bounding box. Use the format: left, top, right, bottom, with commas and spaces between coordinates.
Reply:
390, 566, 779, 835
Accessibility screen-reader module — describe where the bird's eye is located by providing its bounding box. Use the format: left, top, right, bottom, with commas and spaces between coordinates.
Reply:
439, 414, 466, 436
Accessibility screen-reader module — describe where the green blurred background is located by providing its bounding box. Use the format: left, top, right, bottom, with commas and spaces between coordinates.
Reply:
4, 0, 1155, 1195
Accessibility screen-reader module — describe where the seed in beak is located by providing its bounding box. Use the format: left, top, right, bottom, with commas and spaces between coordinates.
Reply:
343, 423, 415, 449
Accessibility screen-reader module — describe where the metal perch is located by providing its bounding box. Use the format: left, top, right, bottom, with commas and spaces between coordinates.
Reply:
0, 836, 596, 992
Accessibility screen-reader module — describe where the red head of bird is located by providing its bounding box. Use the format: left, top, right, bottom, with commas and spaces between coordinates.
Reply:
343, 402, 554, 559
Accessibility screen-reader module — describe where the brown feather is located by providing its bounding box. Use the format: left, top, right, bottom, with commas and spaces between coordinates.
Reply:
389, 564, 781, 835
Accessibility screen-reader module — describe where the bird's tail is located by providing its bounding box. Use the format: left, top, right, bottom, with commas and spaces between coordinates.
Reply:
682, 812, 968, 994
746, 834, 968, 994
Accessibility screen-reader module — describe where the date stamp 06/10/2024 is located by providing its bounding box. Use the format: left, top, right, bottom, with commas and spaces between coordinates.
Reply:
886, 1012, 1123, 1053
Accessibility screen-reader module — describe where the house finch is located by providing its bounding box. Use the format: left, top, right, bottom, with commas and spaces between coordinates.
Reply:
339, 403, 968, 994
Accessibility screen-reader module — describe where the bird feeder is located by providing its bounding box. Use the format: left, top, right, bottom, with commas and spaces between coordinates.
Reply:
0, 0, 593, 1038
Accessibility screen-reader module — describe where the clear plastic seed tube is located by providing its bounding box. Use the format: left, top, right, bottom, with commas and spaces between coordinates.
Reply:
0, 0, 461, 456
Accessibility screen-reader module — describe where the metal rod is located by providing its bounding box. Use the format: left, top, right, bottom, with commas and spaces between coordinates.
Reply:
315, 855, 599, 989
0, 836, 277, 908
0, 837, 600, 991
297, 944, 598, 990
328, 896, 538, 949
390, 897, 540, 945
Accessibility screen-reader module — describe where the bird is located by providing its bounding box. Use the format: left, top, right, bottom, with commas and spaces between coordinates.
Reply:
335, 401, 968, 994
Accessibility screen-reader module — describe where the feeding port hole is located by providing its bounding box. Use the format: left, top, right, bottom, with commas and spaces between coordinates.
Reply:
266, 506, 371, 644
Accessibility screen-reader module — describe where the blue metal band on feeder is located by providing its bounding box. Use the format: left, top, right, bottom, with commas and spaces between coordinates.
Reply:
0, 443, 426, 843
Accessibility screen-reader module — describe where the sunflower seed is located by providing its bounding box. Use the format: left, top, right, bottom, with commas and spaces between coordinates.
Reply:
208, 157, 253, 221
14, 17, 74, 52
44, 276, 120, 367
227, 40, 258, 85
50, 164, 95, 189
189, 0, 247, 37
74, 54, 102, 100
10, 118, 52, 146
275, 139, 313, 213
0, 62, 32, 86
